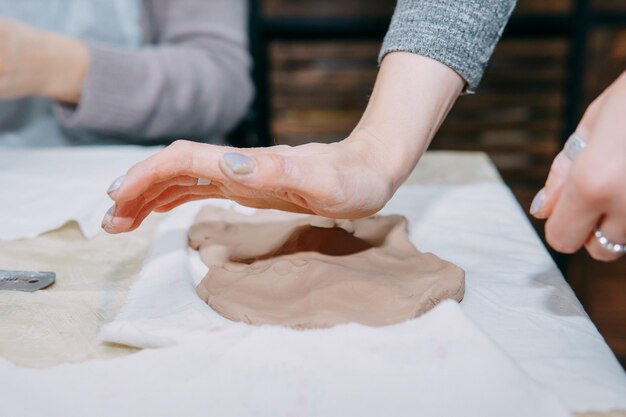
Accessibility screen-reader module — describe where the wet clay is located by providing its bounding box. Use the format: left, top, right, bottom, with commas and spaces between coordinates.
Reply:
189, 207, 465, 328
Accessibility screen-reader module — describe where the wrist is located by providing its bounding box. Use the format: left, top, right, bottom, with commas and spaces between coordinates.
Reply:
350, 52, 463, 190
40, 33, 89, 104
342, 127, 410, 195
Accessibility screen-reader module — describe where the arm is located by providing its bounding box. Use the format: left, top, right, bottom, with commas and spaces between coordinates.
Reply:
381, 0, 517, 92
54, 0, 253, 141
101, 0, 517, 231
349, 52, 463, 192
102, 53, 462, 232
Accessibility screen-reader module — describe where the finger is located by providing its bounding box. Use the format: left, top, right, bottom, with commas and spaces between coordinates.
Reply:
529, 90, 609, 218
126, 184, 222, 232
153, 193, 312, 215
153, 195, 226, 213
530, 152, 572, 219
584, 215, 626, 262
224, 196, 313, 214
106, 195, 146, 228
111, 140, 230, 202
153, 194, 216, 213
124, 179, 259, 223
114, 173, 280, 232
103, 195, 152, 233
126, 189, 225, 233
219, 148, 341, 210
106, 184, 221, 233
112, 175, 198, 215
121, 175, 201, 210
544, 164, 604, 254
140, 175, 199, 201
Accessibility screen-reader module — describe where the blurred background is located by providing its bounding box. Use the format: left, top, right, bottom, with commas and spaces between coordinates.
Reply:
231, 0, 626, 366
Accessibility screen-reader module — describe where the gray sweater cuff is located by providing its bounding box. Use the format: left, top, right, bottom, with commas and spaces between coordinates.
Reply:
53, 42, 147, 134
379, 0, 516, 92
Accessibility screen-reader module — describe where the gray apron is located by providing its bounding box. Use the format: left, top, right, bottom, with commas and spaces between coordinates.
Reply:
0, 0, 142, 147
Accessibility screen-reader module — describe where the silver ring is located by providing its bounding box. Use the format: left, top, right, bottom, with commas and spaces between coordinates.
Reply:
196, 178, 212, 186
593, 228, 626, 254
563, 132, 587, 161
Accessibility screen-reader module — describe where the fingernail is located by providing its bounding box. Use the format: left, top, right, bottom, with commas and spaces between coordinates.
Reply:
222, 153, 255, 175
530, 189, 546, 216
101, 205, 116, 231
107, 175, 125, 197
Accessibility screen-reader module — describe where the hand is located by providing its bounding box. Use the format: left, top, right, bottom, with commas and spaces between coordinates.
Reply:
0, 18, 88, 103
102, 132, 399, 233
530, 71, 626, 261
102, 53, 463, 234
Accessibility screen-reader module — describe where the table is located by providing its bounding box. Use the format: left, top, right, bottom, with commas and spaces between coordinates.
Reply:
1, 150, 624, 417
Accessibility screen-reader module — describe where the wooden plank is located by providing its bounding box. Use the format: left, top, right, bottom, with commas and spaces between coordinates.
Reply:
271, 42, 380, 62
454, 94, 564, 110
491, 42, 569, 58
515, 0, 572, 13
586, 268, 626, 359
272, 98, 564, 115
272, 69, 378, 89
433, 139, 559, 155
263, 0, 395, 18
263, 0, 574, 17
589, 0, 626, 12
438, 119, 561, 133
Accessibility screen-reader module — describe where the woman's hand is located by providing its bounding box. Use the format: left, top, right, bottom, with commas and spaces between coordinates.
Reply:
102, 133, 400, 233
102, 53, 463, 234
530, 71, 626, 261
0, 18, 88, 103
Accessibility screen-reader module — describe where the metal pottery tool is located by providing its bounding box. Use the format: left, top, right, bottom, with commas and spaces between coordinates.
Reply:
0, 270, 56, 292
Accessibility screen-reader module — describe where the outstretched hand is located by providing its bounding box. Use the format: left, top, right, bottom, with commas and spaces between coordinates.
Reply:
102, 132, 398, 233
101, 53, 464, 234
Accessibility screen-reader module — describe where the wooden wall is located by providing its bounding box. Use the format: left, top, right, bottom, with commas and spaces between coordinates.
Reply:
262, 0, 626, 364
569, 24, 626, 365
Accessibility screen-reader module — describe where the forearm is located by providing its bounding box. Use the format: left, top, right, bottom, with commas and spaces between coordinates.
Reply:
38, 33, 88, 104
54, 0, 253, 140
54, 42, 252, 140
348, 52, 463, 190
0, 18, 89, 103
381, 0, 517, 92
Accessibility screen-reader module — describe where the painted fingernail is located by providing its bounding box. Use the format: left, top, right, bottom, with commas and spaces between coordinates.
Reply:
107, 175, 125, 197
101, 205, 116, 231
222, 153, 255, 175
530, 189, 546, 216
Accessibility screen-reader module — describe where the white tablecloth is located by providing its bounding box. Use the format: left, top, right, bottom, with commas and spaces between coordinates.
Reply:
99, 185, 626, 414
1, 148, 625, 416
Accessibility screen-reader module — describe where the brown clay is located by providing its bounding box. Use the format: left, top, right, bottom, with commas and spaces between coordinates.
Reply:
189, 207, 464, 328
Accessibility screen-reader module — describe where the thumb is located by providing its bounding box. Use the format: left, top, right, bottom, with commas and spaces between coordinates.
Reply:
530, 93, 605, 218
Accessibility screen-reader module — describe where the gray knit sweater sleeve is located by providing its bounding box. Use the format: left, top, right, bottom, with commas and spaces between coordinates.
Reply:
54, 0, 253, 142
380, 0, 517, 92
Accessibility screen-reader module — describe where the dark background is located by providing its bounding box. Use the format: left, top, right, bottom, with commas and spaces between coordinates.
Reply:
234, 0, 626, 366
